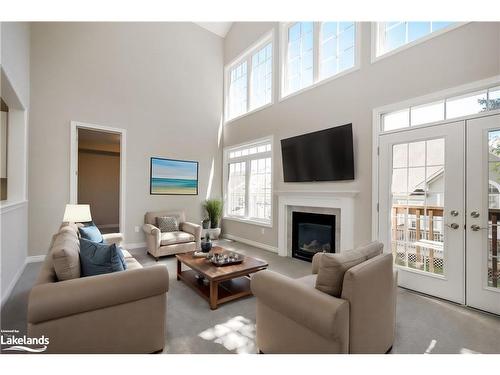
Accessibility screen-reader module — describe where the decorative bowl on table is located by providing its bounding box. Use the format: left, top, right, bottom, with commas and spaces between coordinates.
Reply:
208, 252, 243, 266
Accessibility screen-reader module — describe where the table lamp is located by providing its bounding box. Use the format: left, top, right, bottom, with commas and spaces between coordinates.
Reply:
62, 204, 92, 223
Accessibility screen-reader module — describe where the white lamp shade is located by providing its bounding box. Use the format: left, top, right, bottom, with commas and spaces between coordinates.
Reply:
63, 204, 92, 223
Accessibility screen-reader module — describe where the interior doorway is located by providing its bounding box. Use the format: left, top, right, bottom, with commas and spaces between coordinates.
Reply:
70, 121, 126, 234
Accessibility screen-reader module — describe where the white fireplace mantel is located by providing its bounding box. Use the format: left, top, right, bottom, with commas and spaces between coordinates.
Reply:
276, 190, 359, 257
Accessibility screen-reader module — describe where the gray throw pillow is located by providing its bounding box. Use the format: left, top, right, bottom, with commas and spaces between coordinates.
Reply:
315, 241, 383, 297
156, 216, 179, 232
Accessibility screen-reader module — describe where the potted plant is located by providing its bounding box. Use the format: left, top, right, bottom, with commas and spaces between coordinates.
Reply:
201, 216, 210, 229
203, 198, 223, 239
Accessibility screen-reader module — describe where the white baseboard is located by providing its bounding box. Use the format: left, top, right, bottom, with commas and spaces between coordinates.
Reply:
27, 255, 46, 263
1, 260, 27, 308
223, 234, 278, 253
123, 242, 146, 249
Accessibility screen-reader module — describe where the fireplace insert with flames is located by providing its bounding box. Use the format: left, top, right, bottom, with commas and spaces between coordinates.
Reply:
292, 211, 335, 262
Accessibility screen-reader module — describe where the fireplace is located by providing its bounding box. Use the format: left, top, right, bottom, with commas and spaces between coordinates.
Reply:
292, 211, 336, 262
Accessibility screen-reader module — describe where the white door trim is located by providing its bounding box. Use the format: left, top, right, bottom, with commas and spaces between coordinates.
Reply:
70, 121, 126, 234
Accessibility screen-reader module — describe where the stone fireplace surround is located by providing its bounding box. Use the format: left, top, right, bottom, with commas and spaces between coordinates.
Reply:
277, 191, 359, 258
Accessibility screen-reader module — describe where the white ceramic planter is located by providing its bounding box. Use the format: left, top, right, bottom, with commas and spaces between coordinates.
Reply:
202, 227, 221, 240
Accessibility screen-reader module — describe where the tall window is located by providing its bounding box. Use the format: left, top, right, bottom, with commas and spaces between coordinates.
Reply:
228, 61, 248, 119
286, 22, 313, 94
319, 22, 355, 80
225, 33, 273, 122
376, 22, 454, 57
225, 138, 273, 225
282, 22, 358, 98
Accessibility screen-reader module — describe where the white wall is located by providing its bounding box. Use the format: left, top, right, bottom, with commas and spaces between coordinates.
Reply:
222, 22, 500, 249
29, 22, 224, 255
1, 22, 30, 108
0, 22, 30, 305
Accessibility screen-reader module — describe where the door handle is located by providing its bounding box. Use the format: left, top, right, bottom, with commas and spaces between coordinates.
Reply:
446, 223, 460, 230
471, 224, 487, 231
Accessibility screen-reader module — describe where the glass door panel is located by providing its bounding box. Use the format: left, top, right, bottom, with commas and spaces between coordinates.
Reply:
467, 115, 500, 315
390, 138, 445, 276
379, 121, 465, 303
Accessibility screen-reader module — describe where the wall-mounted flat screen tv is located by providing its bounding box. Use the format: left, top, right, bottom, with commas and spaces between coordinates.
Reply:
280, 123, 354, 182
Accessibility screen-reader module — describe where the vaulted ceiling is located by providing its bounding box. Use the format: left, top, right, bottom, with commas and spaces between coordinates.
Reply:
195, 22, 233, 38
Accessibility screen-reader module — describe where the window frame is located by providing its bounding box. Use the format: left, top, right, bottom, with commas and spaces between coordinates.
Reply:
380, 85, 500, 133
279, 22, 361, 101
371, 22, 468, 63
223, 136, 274, 227
224, 31, 275, 124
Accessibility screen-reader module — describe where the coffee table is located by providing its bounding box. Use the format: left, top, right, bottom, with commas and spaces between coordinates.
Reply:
176, 246, 268, 310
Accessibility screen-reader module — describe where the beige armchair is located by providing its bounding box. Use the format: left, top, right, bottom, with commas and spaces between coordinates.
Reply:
143, 210, 201, 260
251, 244, 397, 354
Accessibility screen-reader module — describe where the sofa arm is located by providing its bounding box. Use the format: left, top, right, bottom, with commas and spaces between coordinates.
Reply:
28, 265, 169, 324
251, 270, 349, 341
180, 221, 201, 249
102, 233, 124, 246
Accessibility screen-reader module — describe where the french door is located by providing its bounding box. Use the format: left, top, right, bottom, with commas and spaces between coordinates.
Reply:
379, 121, 465, 304
466, 115, 500, 315
379, 115, 500, 315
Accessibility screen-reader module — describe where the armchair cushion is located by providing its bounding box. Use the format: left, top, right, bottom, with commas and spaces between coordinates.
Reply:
160, 231, 195, 246
315, 241, 383, 297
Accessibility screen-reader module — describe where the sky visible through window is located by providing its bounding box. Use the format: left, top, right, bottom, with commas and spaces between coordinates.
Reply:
380, 22, 453, 56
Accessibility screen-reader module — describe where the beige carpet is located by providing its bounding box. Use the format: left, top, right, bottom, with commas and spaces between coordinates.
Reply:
2, 239, 500, 353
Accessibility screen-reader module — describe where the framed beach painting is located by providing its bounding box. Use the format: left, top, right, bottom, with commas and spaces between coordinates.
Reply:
150, 157, 199, 195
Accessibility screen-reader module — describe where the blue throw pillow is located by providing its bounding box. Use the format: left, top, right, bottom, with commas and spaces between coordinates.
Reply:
78, 222, 104, 243
79, 238, 125, 277
117, 246, 127, 270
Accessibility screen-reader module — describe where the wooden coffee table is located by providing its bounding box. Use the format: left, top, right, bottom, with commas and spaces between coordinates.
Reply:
176, 246, 268, 310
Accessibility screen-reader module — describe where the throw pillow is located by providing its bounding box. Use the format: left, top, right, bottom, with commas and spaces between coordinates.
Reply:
315, 241, 383, 297
52, 229, 81, 281
79, 238, 125, 277
156, 216, 179, 232
117, 246, 128, 270
78, 222, 104, 243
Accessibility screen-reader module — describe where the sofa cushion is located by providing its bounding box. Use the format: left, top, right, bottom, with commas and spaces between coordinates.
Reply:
160, 231, 195, 246
78, 222, 104, 243
79, 238, 125, 277
156, 216, 179, 233
315, 242, 383, 297
121, 249, 133, 258
52, 230, 81, 281
125, 257, 143, 271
